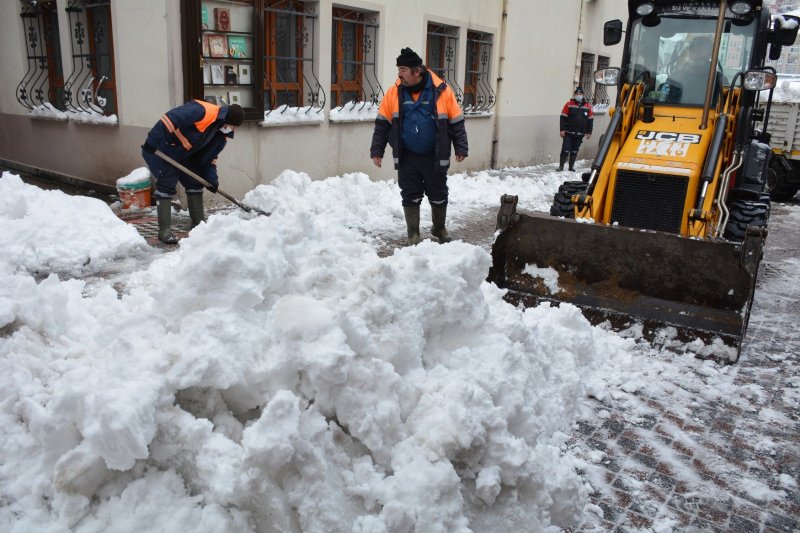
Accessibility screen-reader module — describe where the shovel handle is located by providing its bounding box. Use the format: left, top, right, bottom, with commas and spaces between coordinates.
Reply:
152, 149, 257, 214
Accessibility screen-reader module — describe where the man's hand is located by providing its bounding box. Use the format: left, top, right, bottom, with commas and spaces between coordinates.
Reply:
560, 131, 566, 138
585, 134, 592, 140
372, 156, 382, 168
455, 154, 466, 162
206, 183, 218, 194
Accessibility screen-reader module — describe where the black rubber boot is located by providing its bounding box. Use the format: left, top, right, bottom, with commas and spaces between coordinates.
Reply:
403, 206, 421, 245
558, 152, 567, 171
187, 192, 205, 229
156, 198, 178, 245
568, 153, 577, 172
431, 204, 452, 243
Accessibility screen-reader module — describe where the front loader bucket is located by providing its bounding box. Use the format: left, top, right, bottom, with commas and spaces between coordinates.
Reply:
488, 198, 765, 360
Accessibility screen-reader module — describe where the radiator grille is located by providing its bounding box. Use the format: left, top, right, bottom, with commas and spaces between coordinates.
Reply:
611, 170, 688, 233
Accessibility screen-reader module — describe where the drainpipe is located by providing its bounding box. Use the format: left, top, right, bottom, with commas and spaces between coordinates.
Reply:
574, 0, 586, 86
490, 0, 509, 169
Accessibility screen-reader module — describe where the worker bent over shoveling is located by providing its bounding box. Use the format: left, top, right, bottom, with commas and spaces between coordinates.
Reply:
141, 101, 244, 244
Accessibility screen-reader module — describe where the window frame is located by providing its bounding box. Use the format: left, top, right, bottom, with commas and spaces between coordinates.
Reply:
579, 52, 595, 104
426, 22, 462, 104
64, 0, 118, 115
182, 0, 324, 121
463, 30, 495, 113
17, 0, 65, 111
330, 6, 382, 109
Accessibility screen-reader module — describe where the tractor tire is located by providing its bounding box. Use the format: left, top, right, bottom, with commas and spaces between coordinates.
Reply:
550, 181, 588, 218
766, 154, 800, 201
724, 199, 770, 242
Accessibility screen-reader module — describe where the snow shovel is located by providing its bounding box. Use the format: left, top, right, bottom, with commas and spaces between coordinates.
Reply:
150, 148, 270, 216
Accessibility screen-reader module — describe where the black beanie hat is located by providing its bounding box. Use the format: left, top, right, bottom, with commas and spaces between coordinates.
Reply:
574, 87, 584, 94
225, 104, 244, 126
396, 47, 423, 68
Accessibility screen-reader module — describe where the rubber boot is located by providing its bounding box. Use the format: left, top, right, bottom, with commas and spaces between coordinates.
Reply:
568, 153, 577, 172
156, 198, 178, 245
187, 192, 205, 229
558, 152, 567, 171
403, 206, 421, 245
431, 204, 452, 243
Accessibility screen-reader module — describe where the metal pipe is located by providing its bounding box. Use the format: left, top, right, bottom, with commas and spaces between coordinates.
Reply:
490, 0, 509, 169
714, 150, 744, 237
701, 0, 728, 129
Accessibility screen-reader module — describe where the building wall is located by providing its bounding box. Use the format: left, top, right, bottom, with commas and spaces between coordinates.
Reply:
0, 0, 625, 200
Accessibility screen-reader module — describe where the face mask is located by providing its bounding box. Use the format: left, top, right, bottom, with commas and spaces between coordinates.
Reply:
220, 126, 233, 134
574, 95, 583, 103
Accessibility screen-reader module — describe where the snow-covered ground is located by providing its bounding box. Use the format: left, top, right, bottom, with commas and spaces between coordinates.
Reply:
1, 165, 798, 532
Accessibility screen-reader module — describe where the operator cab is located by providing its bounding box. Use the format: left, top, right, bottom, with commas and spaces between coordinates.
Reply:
626, 3, 762, 106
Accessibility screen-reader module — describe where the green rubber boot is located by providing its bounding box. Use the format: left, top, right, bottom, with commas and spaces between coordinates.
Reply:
187, 192, 205, 229
156, 198, 178, 245
431, 204, 452, 243
403, 206, 421, 245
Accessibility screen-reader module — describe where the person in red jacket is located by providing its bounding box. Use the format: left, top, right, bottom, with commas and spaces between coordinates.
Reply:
558, 87, 593, 172
141, 101, 244, 244
370, 48, 469, 245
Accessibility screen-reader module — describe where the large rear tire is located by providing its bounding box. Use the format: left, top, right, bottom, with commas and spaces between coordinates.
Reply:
724, 199, 770, 242
549, 181, 588, 218
766, 154, 800, 201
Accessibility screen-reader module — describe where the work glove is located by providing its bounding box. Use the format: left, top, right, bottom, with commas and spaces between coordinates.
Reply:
141, 143, 156, 154
206, 183, 218, 194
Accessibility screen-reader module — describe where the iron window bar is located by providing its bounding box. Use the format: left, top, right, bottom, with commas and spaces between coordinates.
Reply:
262, 2, 324, 115
465, 31, 495, 113
331, 10, 383, 111
17, 0, 65, 111
594, 55, 611, 106
63, 0, 116, 116
579, 52, 596, 104
427, 23, 463, 105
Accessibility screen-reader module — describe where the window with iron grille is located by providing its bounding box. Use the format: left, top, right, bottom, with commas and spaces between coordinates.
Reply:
463, 31, 495, 113
17, 0, 65, 112
264, 0, 314, 111
579, 52, 595, 103
64, 0, 118, 116
594, 55, 610, 105
426, 23, 462, 104
184, 1, 324, 121
331, 7, 382, 109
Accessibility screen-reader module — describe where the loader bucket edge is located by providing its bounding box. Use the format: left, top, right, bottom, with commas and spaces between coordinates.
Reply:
488, 210, 764, 359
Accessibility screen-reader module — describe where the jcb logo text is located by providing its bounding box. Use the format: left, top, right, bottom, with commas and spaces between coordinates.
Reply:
635, 131, 701, 144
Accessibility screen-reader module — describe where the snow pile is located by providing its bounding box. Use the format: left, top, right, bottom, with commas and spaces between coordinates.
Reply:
0, 172, 146, 276
0, 170, 637, 532
772, 77, 800, 103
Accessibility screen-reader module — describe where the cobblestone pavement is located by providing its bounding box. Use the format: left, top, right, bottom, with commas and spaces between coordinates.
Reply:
565, 201, 800, 532
43, 163, 799, 533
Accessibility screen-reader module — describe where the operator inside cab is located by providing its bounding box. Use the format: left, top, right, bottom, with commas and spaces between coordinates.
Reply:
655, 36, 724, 104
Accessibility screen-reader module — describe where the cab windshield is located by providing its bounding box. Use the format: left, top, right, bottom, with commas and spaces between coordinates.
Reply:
625, 16, 756, 105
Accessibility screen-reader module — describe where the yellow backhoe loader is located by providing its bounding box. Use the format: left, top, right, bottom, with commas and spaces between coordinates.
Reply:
489, 0, 799, 361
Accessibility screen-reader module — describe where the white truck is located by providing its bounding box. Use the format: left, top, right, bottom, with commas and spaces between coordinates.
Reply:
764, 76, 800, 200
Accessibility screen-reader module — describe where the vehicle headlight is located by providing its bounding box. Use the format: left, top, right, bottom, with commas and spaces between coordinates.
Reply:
594, 67, 621, 86
744, 70, 777, 91
730, 1, 753, 15
635, 1, 655, 16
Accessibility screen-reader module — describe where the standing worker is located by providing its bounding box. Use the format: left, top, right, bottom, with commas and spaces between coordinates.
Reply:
370, 47, 469, 245
558, 87, 593, 172
141, 101, 244, 244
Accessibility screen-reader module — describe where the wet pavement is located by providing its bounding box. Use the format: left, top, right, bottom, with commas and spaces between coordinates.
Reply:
11, 166, 800, 532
